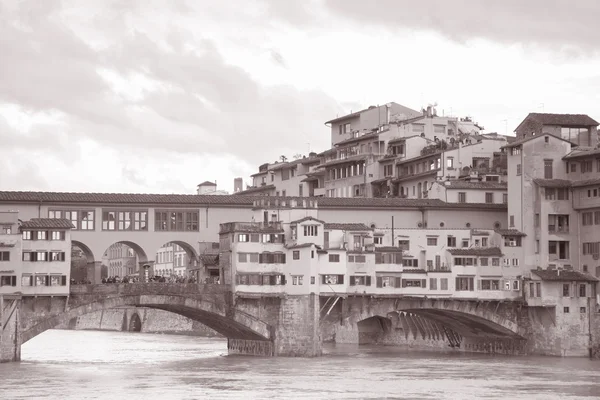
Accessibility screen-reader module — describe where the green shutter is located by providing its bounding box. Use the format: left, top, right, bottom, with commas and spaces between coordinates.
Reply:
366, 276, 372, 286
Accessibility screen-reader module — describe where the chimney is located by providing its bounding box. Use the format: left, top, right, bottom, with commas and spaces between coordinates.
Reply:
234, 177, 243, 193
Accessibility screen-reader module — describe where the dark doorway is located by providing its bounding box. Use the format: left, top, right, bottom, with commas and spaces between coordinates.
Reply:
129, 313, 142, 332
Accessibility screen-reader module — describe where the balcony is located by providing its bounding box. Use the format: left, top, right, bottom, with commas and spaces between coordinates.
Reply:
548, 225, 569, 234
427, 264, 451, 273
219, 221, 283, 234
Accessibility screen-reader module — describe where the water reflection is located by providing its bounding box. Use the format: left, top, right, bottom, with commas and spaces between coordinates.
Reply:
0, 330, 597, 400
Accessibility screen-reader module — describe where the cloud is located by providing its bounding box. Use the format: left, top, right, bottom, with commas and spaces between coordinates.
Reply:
0, 0, 344, 193
324, 0, 600, 52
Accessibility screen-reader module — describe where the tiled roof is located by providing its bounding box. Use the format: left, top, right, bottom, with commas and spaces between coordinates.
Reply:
0, 191, 256, 205
324, 223, 372, 231
571, 178, 600, 188
395, 150, 442, 166
200, 253, 219, 266
532, 179, 572, 188
197, 181, 217, 187
20, 218, 74, 229
286, 243, 321, 250
392, 169, 438, 183
317, 154, 367, 169
524, 113, 599, 127
437, 181, 507, 190
375, 246, 404, 252
290, 216, 325, 225
388, 135, 422, 145
502, 133, 576, 149
0, 191, 508, 210
299, 156, 322, 165
232, 185, 275, 196
495, 229, 526, 237
447, 247, 503, 256
335, 132, 379, 147
531, 269, 598, 282
562, 147, 600, 160
325, 107, 371, 124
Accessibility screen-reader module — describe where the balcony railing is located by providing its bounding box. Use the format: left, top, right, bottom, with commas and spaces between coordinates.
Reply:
548, 225, 569, 233
427, 265, 451, 272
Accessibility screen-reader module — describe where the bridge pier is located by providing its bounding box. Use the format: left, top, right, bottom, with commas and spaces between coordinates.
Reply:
0, 295, 22, 363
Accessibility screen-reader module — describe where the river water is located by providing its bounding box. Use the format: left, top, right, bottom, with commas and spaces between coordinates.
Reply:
1, 330, 599, 400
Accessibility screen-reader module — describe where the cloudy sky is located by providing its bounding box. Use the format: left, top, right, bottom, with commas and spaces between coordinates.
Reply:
2, 0, 599, 194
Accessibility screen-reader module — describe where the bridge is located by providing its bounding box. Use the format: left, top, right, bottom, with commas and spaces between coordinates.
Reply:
1, 283, 537, 362
0, 191, 507, 283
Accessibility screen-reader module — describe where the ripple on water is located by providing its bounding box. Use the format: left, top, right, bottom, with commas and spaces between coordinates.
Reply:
0, 330, 597, 400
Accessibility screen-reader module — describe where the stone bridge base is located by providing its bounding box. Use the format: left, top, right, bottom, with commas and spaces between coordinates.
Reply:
228, 339, 273, 356
319, 295, 600, 357
1, 296, 22, 363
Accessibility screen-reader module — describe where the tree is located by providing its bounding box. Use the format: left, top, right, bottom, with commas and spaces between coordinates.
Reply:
280, 155, 288, 163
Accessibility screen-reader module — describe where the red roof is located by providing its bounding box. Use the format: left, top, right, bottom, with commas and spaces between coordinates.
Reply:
438, 181, 507, 190
531, 269, 598, 282
447, 247, 502, 257
495, 229, 526, 237
20, 218, 74, 229
532, 179, 572, 188
502, 133, 577, 149
0, 191, 507, 210
324, 223, 372, 231
521, 113, 599, 128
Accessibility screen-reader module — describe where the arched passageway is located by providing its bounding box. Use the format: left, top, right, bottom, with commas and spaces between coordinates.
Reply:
128, 313, 142, 332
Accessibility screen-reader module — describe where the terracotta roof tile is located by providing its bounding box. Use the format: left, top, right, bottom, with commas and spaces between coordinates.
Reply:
290, 216, 325, 225
324, 223, 372, 231
531, 269, 598, 282
200, 253, 219, 266
317, 154, 367, 169
0, 191, 254, 205
0, 191, 508, 210
436, 181, 507, 190
526, 113, 599, 127
502, 133, 577, 149
392, 169, 438, 183
495, 229, 526, 237
335, 132, 380, 146
20, 218, 74, 229
532, 179, 572, 188
571, 178, 600, 188
375, 246, 404, 252
447, 247, 502, 256
562, 147, 600, 160
197, 181, 217, 187
233, 185, 276, 195
286, 243, 321, 250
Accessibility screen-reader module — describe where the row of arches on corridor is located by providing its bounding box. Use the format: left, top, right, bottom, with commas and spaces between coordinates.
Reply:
70, 240, 211, 283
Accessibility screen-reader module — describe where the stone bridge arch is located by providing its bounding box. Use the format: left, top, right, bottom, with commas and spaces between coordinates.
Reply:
334, 297, 525, 347
21, 293, 272, 345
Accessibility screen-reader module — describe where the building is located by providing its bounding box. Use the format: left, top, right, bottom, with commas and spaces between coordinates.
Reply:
153, 242, 190, 277
514, 113, 599, 147
197, 181, 229, 195
218, 201, 522, 301
101, 243, 138, 278
240, 102, 498, 200
19, 218, 73, 296
0, 211, 21, 295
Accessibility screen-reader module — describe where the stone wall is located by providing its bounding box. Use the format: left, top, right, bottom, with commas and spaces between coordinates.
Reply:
0, 297, 21, 362
59, 307, 221, 337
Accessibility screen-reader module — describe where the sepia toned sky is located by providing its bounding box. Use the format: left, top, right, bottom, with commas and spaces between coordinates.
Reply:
1, 0, 599, 194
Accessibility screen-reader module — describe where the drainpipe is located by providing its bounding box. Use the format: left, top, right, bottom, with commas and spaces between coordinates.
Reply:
38, 200, 43, 218
588, 295, 592, 359
205, 205, 209, 229
391, 216, 395, 247
571, 188, 581, 271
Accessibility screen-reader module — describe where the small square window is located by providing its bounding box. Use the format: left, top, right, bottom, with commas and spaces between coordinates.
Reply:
580, 307, 586, 314
563, 306, 570, 313
544, 136, 549, 143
